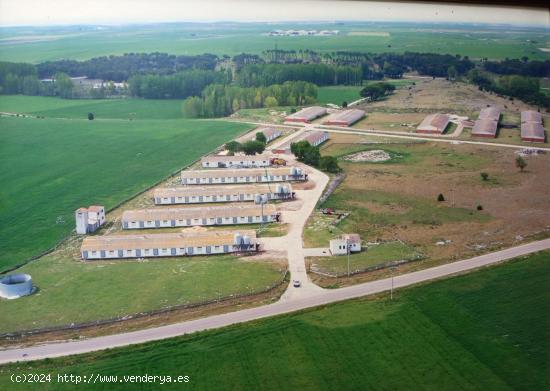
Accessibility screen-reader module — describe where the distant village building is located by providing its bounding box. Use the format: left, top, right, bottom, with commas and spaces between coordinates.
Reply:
201, 154, 271, 168
75, 205, 106, 234
154, 183, 294, 205
81, 230, 259, 260
329, 234, 362, 255
472, 107, 501, 138
323, 109, 366, 127
181, 167, 307, 185
521, 110, 545, 143
121, 204, 280, 229
285, 106, 327, 123
416, 113, 450, 134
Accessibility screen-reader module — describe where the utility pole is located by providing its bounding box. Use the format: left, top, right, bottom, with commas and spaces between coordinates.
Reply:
390, 267, 396, 300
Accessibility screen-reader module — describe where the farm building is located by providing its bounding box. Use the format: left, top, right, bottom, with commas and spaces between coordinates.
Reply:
323, 109, 366, 127
272, 130, 329, 153
201, 154, 271, 168
301, 130, 329, 146
329, 234, 362, 255
471, 118, 499, 138
242, 127, 283, 143
478, 107, 501, 121
521, 110, 542, 124
181, 167, 307, 185
521, 110, 545, 142
521, 122, 545, 143
122, 204, 280, 229
416, 113, 450, 134
75, 205, 106, 234
81, 230, 259, 260
154, 183, 294, 205
284, 106, 327, 123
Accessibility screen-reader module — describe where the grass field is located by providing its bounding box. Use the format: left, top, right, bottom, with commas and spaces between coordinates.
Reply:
317, 86, 362, 105
0, 96, 251, 270
309, 241, 421, 276
0, 95, 184, 119
0, 245, 285, 334
1, 251, 547, 390
1, 23, 548, 63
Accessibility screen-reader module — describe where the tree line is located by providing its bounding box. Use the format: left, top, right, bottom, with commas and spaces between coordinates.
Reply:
36, 53, 219, 82
468, 69, 549, 108
483, 59, 550, 78
182, 81, 318, 118
236, 63, 363, 87
128, 69, 230, 99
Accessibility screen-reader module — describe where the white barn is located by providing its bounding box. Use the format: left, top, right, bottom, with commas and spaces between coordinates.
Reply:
181, 167, 307, 185
81, 230, 258, 260
201, 154, 271, 168
122, 204, 280, 229
154, 183, 294, 205
329, 234, 362, 255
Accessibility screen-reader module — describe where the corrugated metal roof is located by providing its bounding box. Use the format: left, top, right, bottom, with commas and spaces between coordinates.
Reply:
181, 167, 297, 179
81, 230, 257, 252
285, 106, 327, 121
472, 118, 498, 136
521, 110, 542, 124
416, 113, 450, 133
479, 107, 501, 121
242, 127, 282, 142
302, 130, 328, 145
324, 109, 365, 125
154, 184, 290, 198
122, 204, 277, 222
521, 122, 545, 140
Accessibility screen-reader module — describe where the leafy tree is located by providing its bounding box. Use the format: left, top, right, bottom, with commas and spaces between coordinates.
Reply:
437, 193, 445, 202
264, 96, 278, 107
477, 205, 483, 211
255, 132, 267, 144
88, 112, 94, 120
225, 141, 242, 154
54, 72, 74, 98
319, 156, 341, 173
182, 96, 203, 118
515, 156, 527, 172
360, 82, 395, 101
291, 140, 320, 166
447, 65, 458, 81
241, 140, 265, 155
480, 172, 489, 181
342, 101, 348, 108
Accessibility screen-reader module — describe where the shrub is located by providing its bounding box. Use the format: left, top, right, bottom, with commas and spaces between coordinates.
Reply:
477, 205, 483, 211
437, 193, 445, 202
88, 112, 94, 120
255, 132, 267, 144
480, 172, 489, 181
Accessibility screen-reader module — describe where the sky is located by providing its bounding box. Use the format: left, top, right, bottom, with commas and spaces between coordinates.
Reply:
0, 0, 548, 27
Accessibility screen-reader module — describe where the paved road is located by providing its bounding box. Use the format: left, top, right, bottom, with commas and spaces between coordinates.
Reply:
1, 238, 548, 364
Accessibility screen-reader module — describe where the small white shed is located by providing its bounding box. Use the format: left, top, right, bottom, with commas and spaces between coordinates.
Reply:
329, 234, 361, 255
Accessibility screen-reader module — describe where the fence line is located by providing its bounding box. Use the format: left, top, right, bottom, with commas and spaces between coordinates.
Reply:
1, 270, 289, 339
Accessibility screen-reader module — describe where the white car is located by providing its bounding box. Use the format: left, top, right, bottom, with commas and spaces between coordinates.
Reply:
293, 280, 301, 288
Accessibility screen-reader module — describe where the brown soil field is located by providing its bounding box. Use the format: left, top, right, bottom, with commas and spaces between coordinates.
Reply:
308, 133, 550, 266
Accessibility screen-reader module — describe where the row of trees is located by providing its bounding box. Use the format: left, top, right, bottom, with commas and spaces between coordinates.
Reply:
128, 69, 229, 99
182, 81, 318, 118
468, 69, 549, 108
372, 52, 474, 78
359, 82, 396, 101
236, 63, 363, 87
290, 140, 340, 173
224, 132, 267, 156
483, 59, 550, 78
36, 53, 219, 81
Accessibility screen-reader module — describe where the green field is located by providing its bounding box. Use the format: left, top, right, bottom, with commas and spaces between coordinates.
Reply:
0, 96, 251, 270
0, 95, 184, 120
0, 249, 284, 334
1, 251, 547, 390
1, 23, 548, 63
309, 241, 421, 276
317, 86, 362, 105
